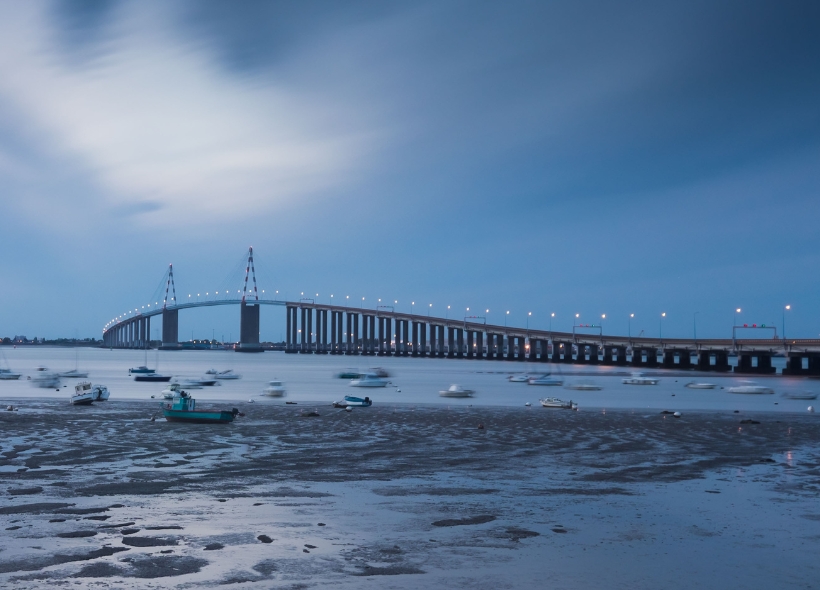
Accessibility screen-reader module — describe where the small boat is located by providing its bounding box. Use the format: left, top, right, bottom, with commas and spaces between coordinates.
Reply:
337, 369, 362, 379
622, 373, 659, 385
31, 367, 60, 388
539, 397, 577, 409
781, 391, 818, 400
191, 378, 218, 386
161, 383, 185, 400
161, 390, 239, 424
59, 369, 89, 379
71, 382, 96, 405
262, 380, 286, 397
727, 381, 774, 395
135, 373, 172, 383
565, 381, 602, 391
368, 367, 390, 378
178, 380, 203, 389
0, 368, 21, 380
508, 374, 530, 383
205, 369, 218, 375
528, 375, 564, 386
129, 365, 156, 375
214, 370, 241, 380
439, 384, 475, 398
685, 382, 716, 389
350, 373, 388, 388
344, 395, 372, 407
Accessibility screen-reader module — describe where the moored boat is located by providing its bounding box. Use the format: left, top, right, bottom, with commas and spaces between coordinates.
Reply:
135, 373, 172, 382
781, 391, 818, 400
539, 397, 577, 410
565, 381, 601, 391
31, 367, 60, 388
71, 382, 96, 405
161, 390, 239, 423
343, 395, 372, 407
727, 381, 774, 394
350, 373, 388, 387
59, 369, 89, 379
622, 373, 659, 385
439, 384, 475, 398
214, 369, 241, 380
0, 368, 21, 380
129, 365, 156, 375
337, 369, 362, 379
528, 375, 564, 386
508, 374, 530, 382
685, 382, 716, 389
91, 384, 110, 401
262, 380, 286, 397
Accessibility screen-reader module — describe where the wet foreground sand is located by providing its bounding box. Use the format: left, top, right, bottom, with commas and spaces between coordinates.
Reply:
1, 400, 818, 589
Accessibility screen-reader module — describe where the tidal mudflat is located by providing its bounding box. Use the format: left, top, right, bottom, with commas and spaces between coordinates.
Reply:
1, 401, 818, 589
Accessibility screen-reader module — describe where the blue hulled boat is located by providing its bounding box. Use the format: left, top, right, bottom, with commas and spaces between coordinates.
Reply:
343, 395, 372, 407
161, 391, 239, 424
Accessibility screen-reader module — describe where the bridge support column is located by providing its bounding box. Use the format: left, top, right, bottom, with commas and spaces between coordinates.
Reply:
574, 344, 587, 364
588, 344, 600, 364
662, 350, 676, 368
646, 348, 658, 367
714, 351, 730, 371
447, 328, 455, 358
734, 353, 776, 374
321, 310, 328, 353
419, 322, 428, 356
306, 307, 313, 353
630, 348, 644, 367
345, 312, 354, 354
239, 302, 262, 352
475, 332, 484, 359
602, 346, 615, 365
506, 336, 515, 360
466, 331, 474, 358
161, 308, 179, 349
456, 329, 464, 358
329, 311, 337, 354
678, 350, 693, 369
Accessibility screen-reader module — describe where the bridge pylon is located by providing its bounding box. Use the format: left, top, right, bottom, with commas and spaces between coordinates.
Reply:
238, 247, 262, 352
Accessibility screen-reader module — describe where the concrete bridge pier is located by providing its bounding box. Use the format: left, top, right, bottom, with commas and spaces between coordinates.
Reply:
466, 331, 474, 358
476, 332, 484, 359
602, 346, 616, 365
574, 344, 587, 364
734, 353, 776, 374
783, 354, 820, 376
239, 302, 261, 352
456, 329, 464, 358
161, 308, 179, 349
588, 344, 600, 364
507, 336, 516, 361
439, 326, 448, 357
447, 328, 456, 358
517, 337, 527, 361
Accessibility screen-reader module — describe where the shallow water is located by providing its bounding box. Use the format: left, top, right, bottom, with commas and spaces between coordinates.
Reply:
0, 347, 816, 413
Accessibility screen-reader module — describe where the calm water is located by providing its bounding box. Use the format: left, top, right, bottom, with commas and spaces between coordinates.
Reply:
0, 347, 816, 413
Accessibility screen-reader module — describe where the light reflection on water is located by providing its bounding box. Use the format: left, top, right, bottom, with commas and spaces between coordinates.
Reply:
0, 347, 817, 413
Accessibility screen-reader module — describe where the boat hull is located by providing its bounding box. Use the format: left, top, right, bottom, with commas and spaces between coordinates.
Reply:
70, 396, 94, 406
135, 375, 172, 382
162, 409, 236, 423
439, 391, 474, 398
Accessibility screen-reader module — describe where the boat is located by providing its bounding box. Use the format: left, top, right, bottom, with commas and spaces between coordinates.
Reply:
0, 368, 21, 380
161, 390, 239, 424
528, 375, 564, 386
343, 395, 372, 407
565, 381, 602, 391
368, 367, 390, 378
135, 373, 172, 383
71, 382, 96, 405
332, 400, 350, 408
178, 380, 204, 389
622, 373, 659, 385
508, 374, 530, 382
91, 384, 110, 401
685, 382, 716, 389
0, 353, 21, 379
190, 378, 218, 386
337, 369, 362, 379
727, 381, 774, 394
129, 365, 156, 375
31, 367, 60, 388
205, 369, 218, 375
262, 380, 286, 397
439, 384, 475, 398
161, 383, 185, 400
214, 370, 241, 380
539, 397, 577, 409
781, 391, 818, 400
349, 373, 388, 387
59, 369, 89, 379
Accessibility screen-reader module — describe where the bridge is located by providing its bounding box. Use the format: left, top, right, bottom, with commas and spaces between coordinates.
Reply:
102, 249, 820, 376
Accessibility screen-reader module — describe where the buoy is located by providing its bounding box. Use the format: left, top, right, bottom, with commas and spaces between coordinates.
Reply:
809, 406, 815, 413
525, 402, 531, 407
150, 395, 155, 399
673, 411, 681, 418
248, 399, 254, 403
345, 406, 352, 412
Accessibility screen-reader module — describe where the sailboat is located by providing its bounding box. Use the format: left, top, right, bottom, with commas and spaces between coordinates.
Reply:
0, 351, 21, 380
133, 347, 171, 382
59, 348, 88, 379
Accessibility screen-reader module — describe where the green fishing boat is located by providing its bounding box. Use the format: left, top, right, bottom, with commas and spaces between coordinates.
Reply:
161, 391, 239, 424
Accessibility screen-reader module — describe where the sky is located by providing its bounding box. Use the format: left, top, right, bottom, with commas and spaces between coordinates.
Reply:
0, 0, 818, 342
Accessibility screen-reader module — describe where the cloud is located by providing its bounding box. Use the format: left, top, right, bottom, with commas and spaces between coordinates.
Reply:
0, 2, 377, 226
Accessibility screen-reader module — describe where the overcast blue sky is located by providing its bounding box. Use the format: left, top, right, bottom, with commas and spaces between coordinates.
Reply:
0, 0, 818, 341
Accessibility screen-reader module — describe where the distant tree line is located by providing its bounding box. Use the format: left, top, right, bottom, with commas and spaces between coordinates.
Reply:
1, 336, 102, 346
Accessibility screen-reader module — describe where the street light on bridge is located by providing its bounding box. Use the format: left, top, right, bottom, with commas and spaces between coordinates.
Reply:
783, 305, 791, 340
629, 313, 634, 338
660, 312, 666, 340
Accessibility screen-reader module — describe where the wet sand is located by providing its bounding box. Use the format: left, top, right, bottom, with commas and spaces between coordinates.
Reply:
1, 400, 819, 588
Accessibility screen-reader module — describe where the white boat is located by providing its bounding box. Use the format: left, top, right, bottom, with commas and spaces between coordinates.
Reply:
59, 369, 89, 379
439, 384, 475, 398
622, 373, 659, 385
178, 380, 204, 389
565, 381, 601, 391
727, 381, 774, 394
71, 382, 95, 405
781, 391, 818, 400
350, 373, 388, 388
31, 367, 60, 388
0, 368, 21, 380
214, 370, 241, 380
508, 374, 530, 382
262, 380, 286, 397
205, 369, 218, 375
528, 375, 564, 386
161, 383, 186, 400
685, 382, 716, 389
539, 397, 577, 409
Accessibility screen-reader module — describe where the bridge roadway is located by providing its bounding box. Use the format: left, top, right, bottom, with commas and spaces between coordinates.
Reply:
102, 299, 820, 376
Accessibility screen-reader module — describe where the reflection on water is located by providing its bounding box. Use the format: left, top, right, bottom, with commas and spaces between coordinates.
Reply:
0, 347, 817, 413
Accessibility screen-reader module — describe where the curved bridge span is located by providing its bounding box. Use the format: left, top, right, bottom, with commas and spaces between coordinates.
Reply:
103, 299, 820, 376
